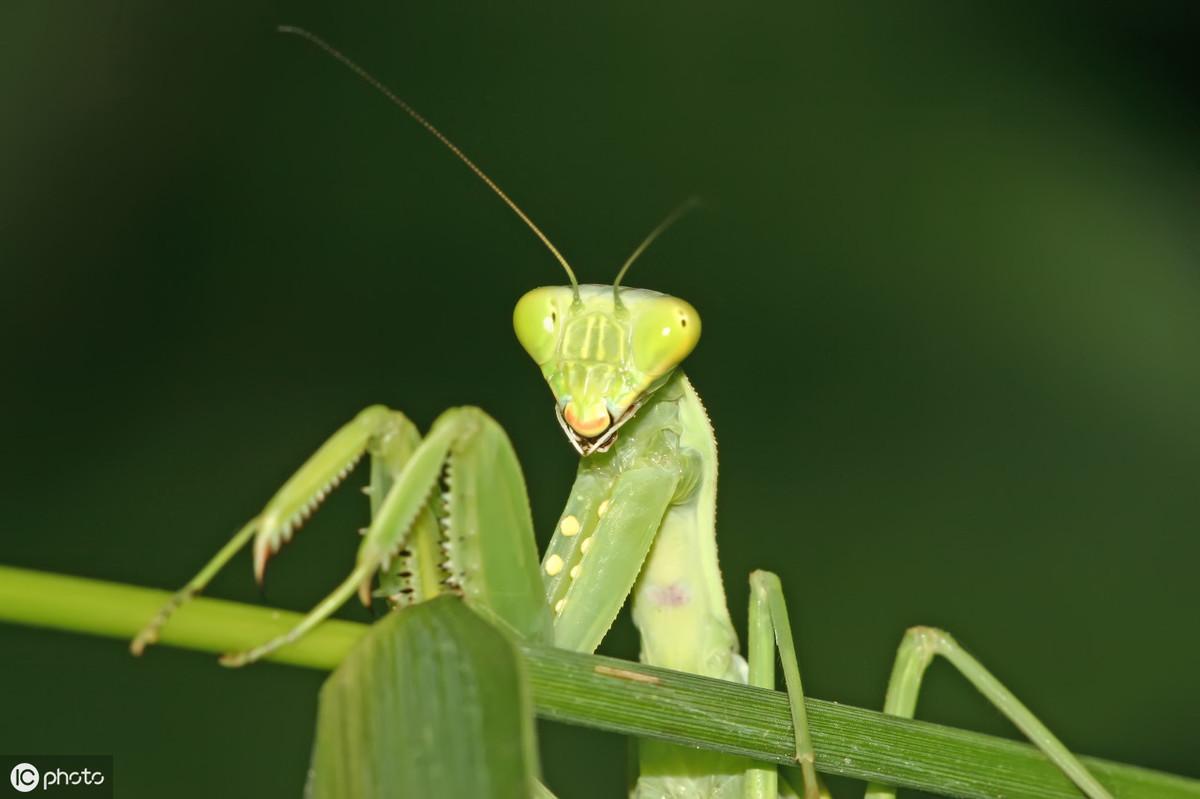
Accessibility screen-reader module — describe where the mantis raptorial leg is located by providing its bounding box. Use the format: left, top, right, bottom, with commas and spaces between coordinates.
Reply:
131, 27, 1117, 799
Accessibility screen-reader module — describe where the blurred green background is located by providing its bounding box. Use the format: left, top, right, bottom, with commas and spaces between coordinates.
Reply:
2, 2, 1197, 796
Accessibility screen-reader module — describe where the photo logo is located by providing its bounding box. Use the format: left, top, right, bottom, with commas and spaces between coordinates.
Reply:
9, 763, 39, 793
3, 757, 110, 795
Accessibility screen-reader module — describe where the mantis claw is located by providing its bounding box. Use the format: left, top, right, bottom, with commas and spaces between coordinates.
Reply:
129, 593, 181, 656
130, 516, 260, 656
217, 651, 249, 668
253, 449, 366, 584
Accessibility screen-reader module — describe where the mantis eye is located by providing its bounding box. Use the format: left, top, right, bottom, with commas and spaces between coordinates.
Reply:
632, 298, 701, 376
513, 287, 564, 364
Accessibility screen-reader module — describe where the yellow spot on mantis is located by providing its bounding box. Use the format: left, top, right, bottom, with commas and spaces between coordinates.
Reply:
580, 536, 593, 554
545, 554, 564, 576
554, 598, 566, 615
570, 564, 582, 580
597, 500, 610, 518
560, 515, 581, 536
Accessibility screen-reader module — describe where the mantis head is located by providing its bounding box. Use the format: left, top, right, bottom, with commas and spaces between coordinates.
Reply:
514, 285, 701, 454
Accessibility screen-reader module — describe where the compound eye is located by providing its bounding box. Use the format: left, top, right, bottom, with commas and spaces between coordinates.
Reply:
513, 287, 564, 364
632, 298, 701, 376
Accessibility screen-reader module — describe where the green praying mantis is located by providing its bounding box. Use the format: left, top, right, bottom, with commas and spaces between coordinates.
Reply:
130, 27, 1116, 799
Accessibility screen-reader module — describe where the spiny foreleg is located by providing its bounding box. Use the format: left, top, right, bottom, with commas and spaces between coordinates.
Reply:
131, 405, 416, 657
134, 405, 554, 667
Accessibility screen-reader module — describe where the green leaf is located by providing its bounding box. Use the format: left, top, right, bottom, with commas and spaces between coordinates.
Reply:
308, 595, 540, 799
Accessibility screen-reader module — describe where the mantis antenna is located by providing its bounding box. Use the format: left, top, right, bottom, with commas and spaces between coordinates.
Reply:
612, 196, 700, 308
277, 25, 581, 298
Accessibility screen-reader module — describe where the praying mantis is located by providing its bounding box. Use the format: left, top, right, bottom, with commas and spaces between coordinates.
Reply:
130, 27, 1116, 799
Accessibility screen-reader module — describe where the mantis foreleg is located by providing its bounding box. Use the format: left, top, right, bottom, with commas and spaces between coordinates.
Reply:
130, 405, 418, 656
133, 405, 552, 666
544, 465, 680, 652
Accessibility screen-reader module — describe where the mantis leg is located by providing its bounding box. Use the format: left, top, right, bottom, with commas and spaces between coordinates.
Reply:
863, 626, 1113, 799
745, 571, 824, 799
133, 405, 552, 665
748, 571, 1113, 799
220, 406, 551, 666
544, 465, 680, 653
131, 405, 416, 656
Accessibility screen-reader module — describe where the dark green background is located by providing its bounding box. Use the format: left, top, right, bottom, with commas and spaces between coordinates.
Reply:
2, 3, 1197, 797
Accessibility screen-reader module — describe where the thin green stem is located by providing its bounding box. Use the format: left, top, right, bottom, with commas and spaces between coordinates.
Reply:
1, 566, 1195, 799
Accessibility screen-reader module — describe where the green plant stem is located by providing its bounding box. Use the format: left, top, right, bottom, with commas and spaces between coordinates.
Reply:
0, 565, 1193, 799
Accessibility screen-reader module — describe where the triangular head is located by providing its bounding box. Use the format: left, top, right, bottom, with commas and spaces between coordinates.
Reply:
514, 284, 701, 455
